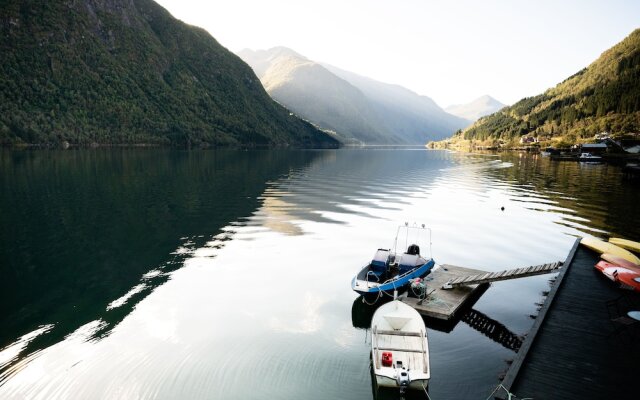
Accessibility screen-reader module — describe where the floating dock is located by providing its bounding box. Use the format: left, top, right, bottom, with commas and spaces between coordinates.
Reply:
496, 238, 640, 399
401, 261, 563, 320
401, 265, 489, 320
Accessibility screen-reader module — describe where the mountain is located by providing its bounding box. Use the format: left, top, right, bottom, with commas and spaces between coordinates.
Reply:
238, 47, 469, 145
321, 63, 470, 144
456, 29, 640, 145
0, 1, 338, 148
445, 95, 506, 122
238, 47, 393, 144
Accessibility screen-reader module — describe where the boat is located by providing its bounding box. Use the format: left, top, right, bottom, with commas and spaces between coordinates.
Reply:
578, 152, 603, 162
580, 236, 640, 264
371, 299, 430, 393
351, 224, 435, 298
601, 253, 640, 272
594, 261, 640, 292
608, 238, 640, 254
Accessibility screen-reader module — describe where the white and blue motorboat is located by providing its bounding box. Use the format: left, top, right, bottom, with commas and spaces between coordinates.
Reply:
351, 224, 435, 297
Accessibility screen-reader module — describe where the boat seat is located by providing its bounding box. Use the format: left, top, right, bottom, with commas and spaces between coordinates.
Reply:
398, 254, 424, 272
371, 249, 390, 275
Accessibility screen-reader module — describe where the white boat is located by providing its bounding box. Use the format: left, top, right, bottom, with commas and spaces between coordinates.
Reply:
578, 152, 603, 162
371, 299, 430, 393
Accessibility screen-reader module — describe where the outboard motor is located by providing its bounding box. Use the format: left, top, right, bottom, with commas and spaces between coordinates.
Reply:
407, 244, 420, 255
395, 367, 411, 393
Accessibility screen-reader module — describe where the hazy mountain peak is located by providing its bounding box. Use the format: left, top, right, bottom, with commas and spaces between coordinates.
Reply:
445, 95, 506, 122
238, 47, 469, 144
237, 47, 308, 78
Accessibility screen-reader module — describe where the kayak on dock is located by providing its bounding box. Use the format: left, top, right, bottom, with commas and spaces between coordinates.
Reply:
580, 236, 640, 264
594, 260, 640, 292
601, 253, 640, 272
608, 238, 640, 254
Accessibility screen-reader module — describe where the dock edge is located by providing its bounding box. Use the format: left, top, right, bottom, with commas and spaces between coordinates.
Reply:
495, 237, 580, 399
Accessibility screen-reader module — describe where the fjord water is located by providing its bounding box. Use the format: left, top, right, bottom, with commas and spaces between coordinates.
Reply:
1, 149, 638, 400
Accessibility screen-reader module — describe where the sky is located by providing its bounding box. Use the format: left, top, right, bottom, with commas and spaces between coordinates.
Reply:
154, 0, 639, 108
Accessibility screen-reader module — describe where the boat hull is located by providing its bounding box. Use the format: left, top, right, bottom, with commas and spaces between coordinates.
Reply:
374, 374, 429, 391
578, 158, 603, 162
351, 259, 435, 296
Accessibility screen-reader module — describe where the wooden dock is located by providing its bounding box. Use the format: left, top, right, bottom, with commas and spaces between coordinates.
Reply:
496, 239, 640, 399
401, 264, 489, 320
442, 262, 562, 289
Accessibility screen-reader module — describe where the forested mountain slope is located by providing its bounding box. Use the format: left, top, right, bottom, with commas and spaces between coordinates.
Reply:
0, 0, 338, 147
457, 29, 640, 145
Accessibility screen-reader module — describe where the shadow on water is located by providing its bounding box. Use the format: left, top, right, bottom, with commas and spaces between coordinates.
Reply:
0, 148, 325, 379
352, 289, 522, 352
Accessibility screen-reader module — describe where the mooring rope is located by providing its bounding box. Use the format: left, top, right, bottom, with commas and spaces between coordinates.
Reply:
485, 384, 533, 400
421, 382, 433, 400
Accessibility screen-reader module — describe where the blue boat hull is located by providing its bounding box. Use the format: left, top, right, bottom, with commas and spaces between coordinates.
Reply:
351, 259, 435, 296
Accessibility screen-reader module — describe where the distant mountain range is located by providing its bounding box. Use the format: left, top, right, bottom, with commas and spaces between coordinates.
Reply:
445, 95, 506, 122
0, 0, 338, 148
456, 28, 640, 144
238, 47, 469, 145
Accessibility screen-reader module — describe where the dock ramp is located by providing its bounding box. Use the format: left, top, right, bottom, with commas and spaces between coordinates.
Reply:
442, 262, 562, 289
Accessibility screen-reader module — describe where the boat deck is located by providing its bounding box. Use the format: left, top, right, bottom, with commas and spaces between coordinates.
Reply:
497, 239, 640, 399
401, 265, 489, 320
372, 328, 428, 373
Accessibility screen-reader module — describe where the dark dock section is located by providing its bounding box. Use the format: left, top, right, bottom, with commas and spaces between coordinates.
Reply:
498, 238, 640, 399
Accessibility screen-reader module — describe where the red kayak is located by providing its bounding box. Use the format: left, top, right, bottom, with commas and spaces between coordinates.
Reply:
595, 261, 640, 292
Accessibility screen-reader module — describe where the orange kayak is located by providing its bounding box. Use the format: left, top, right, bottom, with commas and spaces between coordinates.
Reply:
595, 261, 640, 292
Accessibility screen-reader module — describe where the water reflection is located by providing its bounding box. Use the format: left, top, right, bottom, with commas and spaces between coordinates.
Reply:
1, 149, 639, 400
0, 149, 323, 383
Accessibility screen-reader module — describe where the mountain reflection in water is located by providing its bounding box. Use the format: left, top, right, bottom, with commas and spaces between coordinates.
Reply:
1, 149, 638, 400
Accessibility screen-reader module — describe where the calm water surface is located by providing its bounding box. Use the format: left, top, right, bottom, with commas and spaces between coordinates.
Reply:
1, 149, 638, 399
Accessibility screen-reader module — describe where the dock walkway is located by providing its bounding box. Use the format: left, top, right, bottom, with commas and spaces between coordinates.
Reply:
443, 262, 562, 289
497, 239, 640, 399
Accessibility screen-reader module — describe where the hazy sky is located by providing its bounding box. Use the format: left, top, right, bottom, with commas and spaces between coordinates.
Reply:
155, 0, 639, 107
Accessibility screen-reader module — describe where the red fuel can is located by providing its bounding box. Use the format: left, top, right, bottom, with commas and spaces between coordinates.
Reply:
381, 352, 392, 367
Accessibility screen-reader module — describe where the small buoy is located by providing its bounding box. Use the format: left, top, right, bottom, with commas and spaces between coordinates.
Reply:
501, 206, 505, 211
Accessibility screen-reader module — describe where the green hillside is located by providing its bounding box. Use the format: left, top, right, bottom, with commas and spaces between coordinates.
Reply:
0, 0, 338, 148
455, 28, 640, 146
